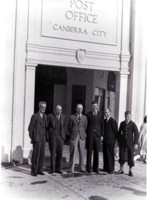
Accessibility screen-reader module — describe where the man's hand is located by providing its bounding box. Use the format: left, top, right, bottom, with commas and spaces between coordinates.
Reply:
117, 141, 120, 147
134, 144, 138, 150
101, 136, 103, 142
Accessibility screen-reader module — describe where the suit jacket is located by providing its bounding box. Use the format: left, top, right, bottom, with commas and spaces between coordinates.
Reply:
28, 112, 48, 143
103, 117, 118, 144
68, 114, 88, 140
47, 113, 66, 141
86, 111, 104, 138
118, 120, 139, 145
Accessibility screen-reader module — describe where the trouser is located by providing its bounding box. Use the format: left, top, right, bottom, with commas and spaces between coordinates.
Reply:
69, 134, 85, 172
49, 133, 64, 171
86, 133, 101, 172
103, 142, 115, 172
31, 135, 46, 173
119, 144, 134, 167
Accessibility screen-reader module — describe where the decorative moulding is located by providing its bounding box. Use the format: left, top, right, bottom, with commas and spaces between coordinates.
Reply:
26, 43, 129, 72
76, 49, 86, 63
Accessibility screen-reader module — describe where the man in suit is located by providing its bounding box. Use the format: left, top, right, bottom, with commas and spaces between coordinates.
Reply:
47, 105, 66, 174
86, 101, 103, 173
68, 104, 87, 173
28, 101, 48, 176
116, 111, 139, 176
103, 108, 118, 174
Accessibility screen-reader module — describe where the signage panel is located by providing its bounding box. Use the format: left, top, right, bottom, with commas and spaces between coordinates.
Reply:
41, 0, 119, 45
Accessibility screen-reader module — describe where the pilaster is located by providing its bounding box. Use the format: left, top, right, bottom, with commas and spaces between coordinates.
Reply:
23, 63, 37, 159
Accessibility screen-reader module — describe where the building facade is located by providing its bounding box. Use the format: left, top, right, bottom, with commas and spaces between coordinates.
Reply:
1, 0, 146, 163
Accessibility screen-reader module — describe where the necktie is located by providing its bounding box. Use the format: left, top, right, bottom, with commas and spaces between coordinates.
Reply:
57, 115, 60, 120
78, 115, 81, 122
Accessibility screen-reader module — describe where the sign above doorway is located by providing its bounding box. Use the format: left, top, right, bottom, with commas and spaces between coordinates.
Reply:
41, 0, 119, 45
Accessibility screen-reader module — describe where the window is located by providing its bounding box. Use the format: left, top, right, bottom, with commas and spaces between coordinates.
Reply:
94, 88, 105, 112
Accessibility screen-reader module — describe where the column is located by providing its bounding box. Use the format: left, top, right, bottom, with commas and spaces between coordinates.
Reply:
23, 64, 37, 160
128, 0, 147, 126
115, 72, 128, 125
115, 0, 130, 125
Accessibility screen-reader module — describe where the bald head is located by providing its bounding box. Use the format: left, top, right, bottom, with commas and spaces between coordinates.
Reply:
76, 104, 83, 115
55, 105, 62, 116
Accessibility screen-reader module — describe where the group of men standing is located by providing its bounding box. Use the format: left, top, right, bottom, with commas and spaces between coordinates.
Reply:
28, 101, 139, 177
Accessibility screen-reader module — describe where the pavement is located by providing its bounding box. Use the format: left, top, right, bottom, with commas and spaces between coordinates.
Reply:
0, 145, 147, 200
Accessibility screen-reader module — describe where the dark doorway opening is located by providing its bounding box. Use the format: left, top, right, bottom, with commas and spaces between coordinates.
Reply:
34, 65, 67, 114
71, 85, 86, 114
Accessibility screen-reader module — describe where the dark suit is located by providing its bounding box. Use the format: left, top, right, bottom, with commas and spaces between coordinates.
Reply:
47, 114, 66, 172
103, 117, 118, 172
118, 120, 139, 167
28, 112, 47, 174
86, 111, 103, 173
68, 114, 87, 172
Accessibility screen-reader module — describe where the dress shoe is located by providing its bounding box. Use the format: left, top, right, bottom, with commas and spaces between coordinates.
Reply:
49, 170, 54, 174
93, 169, 99, 174
80, 170, 85, 173
129, 171, 134, 177
101, 169, 108, 172
108, 170, 115, 174
31, 172, 37, 176
67, 170, 73, 174
87, 170, 92, 174
94, 170, 99, 174
38, 172, 45, 175
115, 170, 124, 175
56, 170, 63, 174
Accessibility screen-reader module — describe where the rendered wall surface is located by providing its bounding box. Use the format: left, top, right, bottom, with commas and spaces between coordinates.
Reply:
2, 0, 146, 163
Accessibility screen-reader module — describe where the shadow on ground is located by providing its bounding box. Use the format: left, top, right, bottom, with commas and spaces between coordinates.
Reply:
121, 186, 146, 196
89, 196, 108, 200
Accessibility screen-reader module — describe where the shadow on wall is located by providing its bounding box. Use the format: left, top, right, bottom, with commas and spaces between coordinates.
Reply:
1, 146, 9, 162
1, 145, 33, 166
12, 145, 23, 164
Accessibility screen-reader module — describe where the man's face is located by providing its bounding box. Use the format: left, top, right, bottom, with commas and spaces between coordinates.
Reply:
92, 103, 98, 113
104, 109, 110, 118
76, 105, 83, 115
39, 103, 46, 113
125, 114, 131, 122
56, 106, 62, 116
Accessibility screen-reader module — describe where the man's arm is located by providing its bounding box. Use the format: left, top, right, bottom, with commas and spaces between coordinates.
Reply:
84, 116, 88, 130
117, 122, 123, 144
46, 114, 53, 141
100, 116, 104, 137
112, 119, 118, 139
28, 115, 36, 140
67, 117, 73, 132
133, 122, 139, 145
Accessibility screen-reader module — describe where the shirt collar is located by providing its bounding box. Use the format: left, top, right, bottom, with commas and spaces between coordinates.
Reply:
106, 117, 110, 121
126, 120, 131, 124
93, 111, 97, 115
39, 111, 43, 118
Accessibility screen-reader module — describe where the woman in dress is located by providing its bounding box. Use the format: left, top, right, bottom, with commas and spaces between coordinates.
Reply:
139, 116, 147, 163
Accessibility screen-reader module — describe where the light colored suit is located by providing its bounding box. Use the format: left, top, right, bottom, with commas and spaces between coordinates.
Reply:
68, 114, 87, 172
